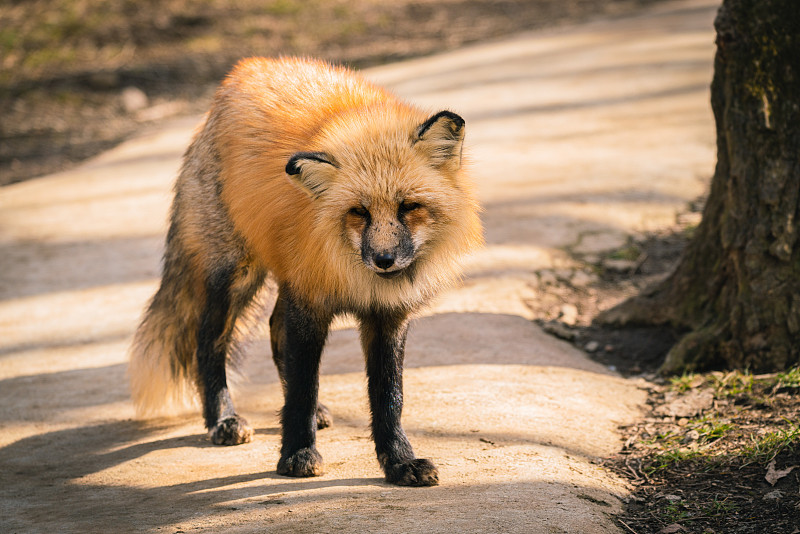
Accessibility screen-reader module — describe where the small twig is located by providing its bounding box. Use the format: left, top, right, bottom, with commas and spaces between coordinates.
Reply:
624, 427, 643, 450
625, 457, 641, 480
633, 252, 649, 273
618, 518, 640, 534
625, 456, 651, 483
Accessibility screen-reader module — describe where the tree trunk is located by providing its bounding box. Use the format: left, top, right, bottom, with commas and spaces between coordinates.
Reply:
599, 0, 800, 373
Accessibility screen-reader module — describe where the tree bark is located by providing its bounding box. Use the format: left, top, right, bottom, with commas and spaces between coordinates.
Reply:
599, 0, 800, 373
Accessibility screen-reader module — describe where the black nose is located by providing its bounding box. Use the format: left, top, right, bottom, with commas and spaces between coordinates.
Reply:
374, 253, 395, 270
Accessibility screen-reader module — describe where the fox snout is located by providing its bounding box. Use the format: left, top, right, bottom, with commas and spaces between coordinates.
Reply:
363, 244, 414, 278
361, 222, 416, 278
364, 250, 406, 279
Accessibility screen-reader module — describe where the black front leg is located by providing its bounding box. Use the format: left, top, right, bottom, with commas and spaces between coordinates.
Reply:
197, 266, 253, 445
275, 287, 332, 477
270, 293, 333, 430
360, 311, 438, 486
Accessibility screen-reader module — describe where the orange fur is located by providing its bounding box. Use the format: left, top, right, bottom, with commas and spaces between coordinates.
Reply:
212, 57, 482, 309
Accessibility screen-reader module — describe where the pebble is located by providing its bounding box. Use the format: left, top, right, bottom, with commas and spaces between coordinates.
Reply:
121, 87, 149, 113
559, 304, 579, 325
584, 341, 600, 353
684, 429, 700, 442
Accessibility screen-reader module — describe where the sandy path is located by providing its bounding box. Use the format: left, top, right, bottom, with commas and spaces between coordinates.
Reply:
0, 1, 718, 532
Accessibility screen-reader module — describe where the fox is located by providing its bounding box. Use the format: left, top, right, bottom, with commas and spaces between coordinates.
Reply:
128, 57, 482, 486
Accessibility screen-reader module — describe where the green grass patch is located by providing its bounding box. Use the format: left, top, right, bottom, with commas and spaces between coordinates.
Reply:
644, 369, 800, 476
777, 366, 800, 388
608, 244, 642, 261
647, 448, 702, 474
710, 370, 754, 398
264, 0, 303, 16
703, 496, 739, 517
661, 499, 692, 523
695, 418, 734, 444
741, 421, 800, 463
670, 372, 704, 392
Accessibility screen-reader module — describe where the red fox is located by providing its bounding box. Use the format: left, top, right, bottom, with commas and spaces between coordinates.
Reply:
128, 57, 482, 486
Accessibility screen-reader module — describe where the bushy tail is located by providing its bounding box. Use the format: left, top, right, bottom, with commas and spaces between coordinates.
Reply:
128, 270, 203, 417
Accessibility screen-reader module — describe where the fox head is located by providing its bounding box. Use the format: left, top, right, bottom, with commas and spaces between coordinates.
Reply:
285, 110, 475, 283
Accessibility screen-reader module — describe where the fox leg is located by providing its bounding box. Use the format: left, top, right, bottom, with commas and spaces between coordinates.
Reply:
197, 262, 263, 445
360, 311, 439, 486
270, 295, 333, 429
274, 287, 332, 477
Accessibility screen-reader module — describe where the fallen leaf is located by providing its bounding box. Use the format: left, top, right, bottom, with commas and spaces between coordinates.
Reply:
656, 390, 714, 417
659, 524, 686, 533
689, 375, 705, 388
765, 459, 796, 486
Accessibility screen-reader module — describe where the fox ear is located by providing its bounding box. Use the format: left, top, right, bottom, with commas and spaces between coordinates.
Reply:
286, 151, 337, 198
414, 111, 465, 171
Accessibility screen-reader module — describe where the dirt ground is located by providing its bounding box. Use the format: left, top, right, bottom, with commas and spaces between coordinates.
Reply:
609, 372, 800, 533
0, 1, 729, 533
525, 224, 800, 533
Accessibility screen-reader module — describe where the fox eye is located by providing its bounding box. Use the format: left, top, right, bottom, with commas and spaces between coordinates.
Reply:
399, 201, 422, 214
349, 206, 369, 218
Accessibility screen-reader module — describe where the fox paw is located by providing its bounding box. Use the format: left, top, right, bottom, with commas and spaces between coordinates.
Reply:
277, 447, 324, 477
384, 458, 439, 487
316, 403, 333, 429
208, 415, 253, 446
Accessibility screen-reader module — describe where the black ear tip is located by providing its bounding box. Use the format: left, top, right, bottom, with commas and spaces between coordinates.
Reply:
285, 154, 302, 175
417, 110, 465, 137
440, 110, 465, 130
285, 151, 337, 175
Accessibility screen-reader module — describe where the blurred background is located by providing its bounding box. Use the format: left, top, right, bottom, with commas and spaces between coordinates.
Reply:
0, 0, 664, 186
